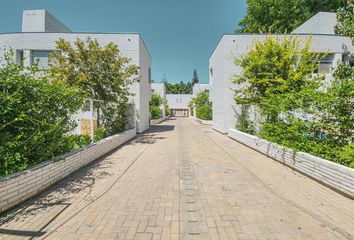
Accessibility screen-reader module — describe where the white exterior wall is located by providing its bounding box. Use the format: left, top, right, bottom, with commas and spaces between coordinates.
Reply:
22, 10, 71, 33
192, 83, 210, 96
166, 94, 192, 110
0, 32, 151, 133
151, 83, 166, 119
210, 34, 354, 133
137, 37, 151, 133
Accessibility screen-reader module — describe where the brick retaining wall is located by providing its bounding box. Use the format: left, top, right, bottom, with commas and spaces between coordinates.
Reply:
228, 128, 354, 199
0, 128, 136, 214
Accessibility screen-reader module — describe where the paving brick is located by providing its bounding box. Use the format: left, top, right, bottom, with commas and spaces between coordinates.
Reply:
0, 119, 353, 240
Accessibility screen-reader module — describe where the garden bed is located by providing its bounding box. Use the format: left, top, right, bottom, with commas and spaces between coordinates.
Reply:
0, 128, 136, 214
228, 128, 354, 199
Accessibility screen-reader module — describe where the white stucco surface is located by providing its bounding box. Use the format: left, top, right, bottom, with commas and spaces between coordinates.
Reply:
22, 10, 71, 33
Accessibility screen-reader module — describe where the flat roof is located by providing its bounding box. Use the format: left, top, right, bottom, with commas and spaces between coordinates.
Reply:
210, 33, 352, 58
0, 32, 151, 58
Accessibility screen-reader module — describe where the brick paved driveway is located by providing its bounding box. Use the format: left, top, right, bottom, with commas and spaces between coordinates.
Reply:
0, 118, 353, 240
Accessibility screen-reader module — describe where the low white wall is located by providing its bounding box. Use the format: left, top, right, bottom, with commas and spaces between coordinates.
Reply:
0, 128, 136, 214
228, 128, 354, 198
193, 117, 213, 125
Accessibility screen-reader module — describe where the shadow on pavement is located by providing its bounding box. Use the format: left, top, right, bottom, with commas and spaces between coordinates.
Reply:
0, 228, 46, 237
147, 125, 175, 134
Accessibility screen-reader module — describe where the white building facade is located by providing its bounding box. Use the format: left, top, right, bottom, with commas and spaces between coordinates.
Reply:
209, 12, 353, 134
0, 10, 152, 133
161, 83, 210, 117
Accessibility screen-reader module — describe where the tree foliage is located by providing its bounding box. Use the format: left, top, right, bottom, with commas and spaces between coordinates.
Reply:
0, 52, 84, 177
49, 38, 138, 134
189, 90, 213, 120
335, 0, 354, 43
238, 0, 345, 33
192, 69, 199, 85
150, 92, 163, 119
165, 81, 193, 94
232, 36, 354, 167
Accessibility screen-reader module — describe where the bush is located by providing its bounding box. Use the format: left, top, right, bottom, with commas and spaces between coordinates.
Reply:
94, 127, 107, 142
233, 36, 354, 168
150, 93, 163, 119
196, 105, 212, 120
0, 52, 84, 177
165, 104, 171, 117
60, 135, 92, 152
150, 106, 161, 120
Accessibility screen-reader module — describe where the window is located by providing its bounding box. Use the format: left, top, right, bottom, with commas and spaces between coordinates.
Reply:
15, 50, 24, 64
31, 50, 52, 70
313, 53, 334, 75
148, 68, 151, 83
318, 62, 332, 74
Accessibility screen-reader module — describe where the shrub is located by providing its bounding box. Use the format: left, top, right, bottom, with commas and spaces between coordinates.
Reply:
150, 106, 161, 120
0, 52, 84, 177
150, 93, 163, 119
94, 127, 107, 142
165, 104, 171, 117
189, 90, 212, 120
60, 135, 92, 152
232, 35, 354, 168
196, 105, 212, 120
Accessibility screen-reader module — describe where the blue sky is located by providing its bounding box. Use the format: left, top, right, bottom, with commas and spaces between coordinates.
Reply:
0, 0, 246, 83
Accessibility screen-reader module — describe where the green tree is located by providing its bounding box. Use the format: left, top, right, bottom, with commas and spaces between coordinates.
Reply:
316, 63, 354, 146
165, 81, 193, 94
335, 0, 354, 43
189, 90, 213, 120
0, 51, 84, 176
233, 36, 322, 145
238, 0, 345, 33
192, 69, 199, 85
150, 92, 163, 119
232, 35, 354, 167
49, 38, 138, 133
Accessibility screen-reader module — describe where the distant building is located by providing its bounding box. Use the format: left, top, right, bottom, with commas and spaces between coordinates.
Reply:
151, 83, 210, 117
209, 12, 354, 133
0, 10, 152, 133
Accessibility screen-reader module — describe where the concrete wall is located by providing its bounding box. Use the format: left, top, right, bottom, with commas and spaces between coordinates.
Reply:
22, 10, 71, 33
166, 94, 192, 110
210, 34, 354, 133
137, 37, 152, 133
0, 128, 136, 214
228, 129, 354, 199
192, 83, 210, 96
0, 32, 151, 133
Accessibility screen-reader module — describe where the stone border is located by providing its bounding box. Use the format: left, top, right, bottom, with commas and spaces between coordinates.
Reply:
0, 128, 136, 214
228, 128, 354, 199
192, 117, 213, 125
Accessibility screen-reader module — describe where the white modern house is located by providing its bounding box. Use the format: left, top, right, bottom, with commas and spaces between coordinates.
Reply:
0, 10, 152, 133
152, 83, 210, 117
209, 12, 354, 134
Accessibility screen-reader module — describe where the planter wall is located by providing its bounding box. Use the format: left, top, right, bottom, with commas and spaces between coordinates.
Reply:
0, 128, 136, 214
228, 128, 354, 199
193, 117, 213, 125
